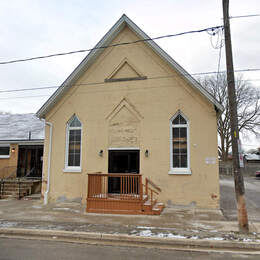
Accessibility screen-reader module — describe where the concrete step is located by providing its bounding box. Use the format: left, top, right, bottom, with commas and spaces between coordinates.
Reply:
0, 183, 34, 187
1, 190, 30, 195
0, 180, 41, 200
0, 193, 27, 199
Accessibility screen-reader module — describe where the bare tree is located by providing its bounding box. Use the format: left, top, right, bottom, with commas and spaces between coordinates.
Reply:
199, 73, 260, 161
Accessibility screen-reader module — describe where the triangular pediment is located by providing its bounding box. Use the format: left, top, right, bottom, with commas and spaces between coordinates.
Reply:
106, 97, 144, 122
105, 58, 146, 82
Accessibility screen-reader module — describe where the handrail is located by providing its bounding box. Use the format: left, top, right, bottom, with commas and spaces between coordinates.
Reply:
145, 178, 162, 193
145, 185, 159, 196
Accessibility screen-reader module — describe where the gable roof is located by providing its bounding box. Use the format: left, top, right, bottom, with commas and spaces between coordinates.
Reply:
0, 113, 44, 141
36, 14, 224, 119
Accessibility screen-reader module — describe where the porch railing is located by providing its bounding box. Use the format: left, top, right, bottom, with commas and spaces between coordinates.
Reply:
87, 173, 162, 213
88, 173, 143, 201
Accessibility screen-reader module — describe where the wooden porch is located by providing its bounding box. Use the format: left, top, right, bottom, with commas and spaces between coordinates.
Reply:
86, 173, 164, 215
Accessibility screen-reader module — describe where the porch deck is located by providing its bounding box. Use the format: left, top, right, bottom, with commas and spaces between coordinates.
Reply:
86, 173, 164, 215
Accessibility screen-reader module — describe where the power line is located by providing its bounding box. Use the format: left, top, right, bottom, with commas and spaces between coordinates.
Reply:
0, 86, 58, 93
230, 14, 260, 19
0, 95, 50, 100
0, 68, 260, 94
0, 25, 223, 65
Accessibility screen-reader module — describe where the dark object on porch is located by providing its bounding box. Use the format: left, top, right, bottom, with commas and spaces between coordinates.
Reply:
17, 145, 43, 178
86, 173, 164, 215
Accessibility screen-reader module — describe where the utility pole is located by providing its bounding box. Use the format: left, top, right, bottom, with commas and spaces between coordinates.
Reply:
222, 0, 249, 232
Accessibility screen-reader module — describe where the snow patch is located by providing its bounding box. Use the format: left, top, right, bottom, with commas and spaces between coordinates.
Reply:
139, 230, 153, 236
137, 226, 155, 230
166, 234, 186, 239
52, 207, 80, 213
0, 222, 17, 228
191, 223, 212, 230
243, 238, 253, 242
53, 207, 71, 211
205, 237, 224, 241
32, 205, 42, 209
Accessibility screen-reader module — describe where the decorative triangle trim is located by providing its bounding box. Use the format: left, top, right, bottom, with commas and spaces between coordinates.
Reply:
105, 58, 147, 82
106, 97, 144, 121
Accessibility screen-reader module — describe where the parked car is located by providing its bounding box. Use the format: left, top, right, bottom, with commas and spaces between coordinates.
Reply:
256, 170, 260, 178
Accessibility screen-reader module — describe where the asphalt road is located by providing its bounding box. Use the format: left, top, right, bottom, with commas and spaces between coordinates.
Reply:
0, 237, 259, 260
220, 176, 260, 221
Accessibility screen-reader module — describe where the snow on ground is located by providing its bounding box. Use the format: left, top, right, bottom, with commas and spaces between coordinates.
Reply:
52, 207, 80, 213
31, 205, 42, 209
0, 221, 17, 228
53, 208, 71, 211
205, 237, 224, 241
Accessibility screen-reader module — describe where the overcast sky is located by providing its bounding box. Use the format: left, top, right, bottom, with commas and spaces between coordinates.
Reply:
0, 0, 260, 149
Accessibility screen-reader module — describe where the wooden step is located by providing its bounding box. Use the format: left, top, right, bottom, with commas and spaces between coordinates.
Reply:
151, 202, 165, 215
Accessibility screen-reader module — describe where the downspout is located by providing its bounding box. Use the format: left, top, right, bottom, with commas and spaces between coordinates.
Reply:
44, 121, 53, 205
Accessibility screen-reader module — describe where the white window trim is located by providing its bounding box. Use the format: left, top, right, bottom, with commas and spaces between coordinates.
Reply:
108, 147, 140, 150
64, 116, 83, 173
169, 112, 191, 175
0, 144, 10, 159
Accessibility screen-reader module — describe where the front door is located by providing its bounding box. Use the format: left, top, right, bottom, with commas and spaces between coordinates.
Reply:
108, 150, 139, 193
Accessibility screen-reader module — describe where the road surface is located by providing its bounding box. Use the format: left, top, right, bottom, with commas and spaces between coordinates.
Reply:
0, 237, 259, 260
220, 176, 260, 221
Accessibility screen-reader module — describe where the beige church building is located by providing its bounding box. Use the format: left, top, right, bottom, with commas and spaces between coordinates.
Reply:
37, 15, 223, 214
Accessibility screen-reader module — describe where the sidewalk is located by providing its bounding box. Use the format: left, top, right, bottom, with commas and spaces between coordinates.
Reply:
0, 197, 260, 251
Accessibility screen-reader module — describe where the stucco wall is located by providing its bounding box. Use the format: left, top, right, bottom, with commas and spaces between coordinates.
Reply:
42, 26, 220, 208
0, 144, 18, 178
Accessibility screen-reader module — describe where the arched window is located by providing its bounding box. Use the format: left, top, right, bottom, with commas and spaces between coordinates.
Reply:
65, 115, 82, 171
170, 112, 190, 174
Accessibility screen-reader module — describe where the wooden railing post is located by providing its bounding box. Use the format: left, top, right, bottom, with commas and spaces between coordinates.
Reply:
139, 175, 143, 200
87, 174, 90, 199
145, 178, 148, 196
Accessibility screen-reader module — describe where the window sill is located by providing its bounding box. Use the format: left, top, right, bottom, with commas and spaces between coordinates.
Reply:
168, 169, 191, 175
63, 167, 82, 173
0, 155, 10, 159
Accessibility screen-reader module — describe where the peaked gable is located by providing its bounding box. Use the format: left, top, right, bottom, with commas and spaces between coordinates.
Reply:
36, 14, 223, 119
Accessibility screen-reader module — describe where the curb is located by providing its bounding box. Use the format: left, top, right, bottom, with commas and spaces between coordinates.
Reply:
1, 228, 260, 252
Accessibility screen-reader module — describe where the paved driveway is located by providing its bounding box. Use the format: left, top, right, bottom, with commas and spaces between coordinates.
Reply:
220, 176, 260, 222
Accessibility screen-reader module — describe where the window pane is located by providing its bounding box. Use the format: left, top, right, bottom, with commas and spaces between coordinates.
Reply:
74, 154, 80, 166
181, 155, 187, 167
179, 115, 186, 124
180, 128, 187, 138
172, 114, 186, 125
68, 154, 74, 167
172, 126, 188, 168
173, 128, 179, 138
69, 116, 82, 127
68, 129, 81, 166
0, 147, 9, 156
173, 154, 180, 168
